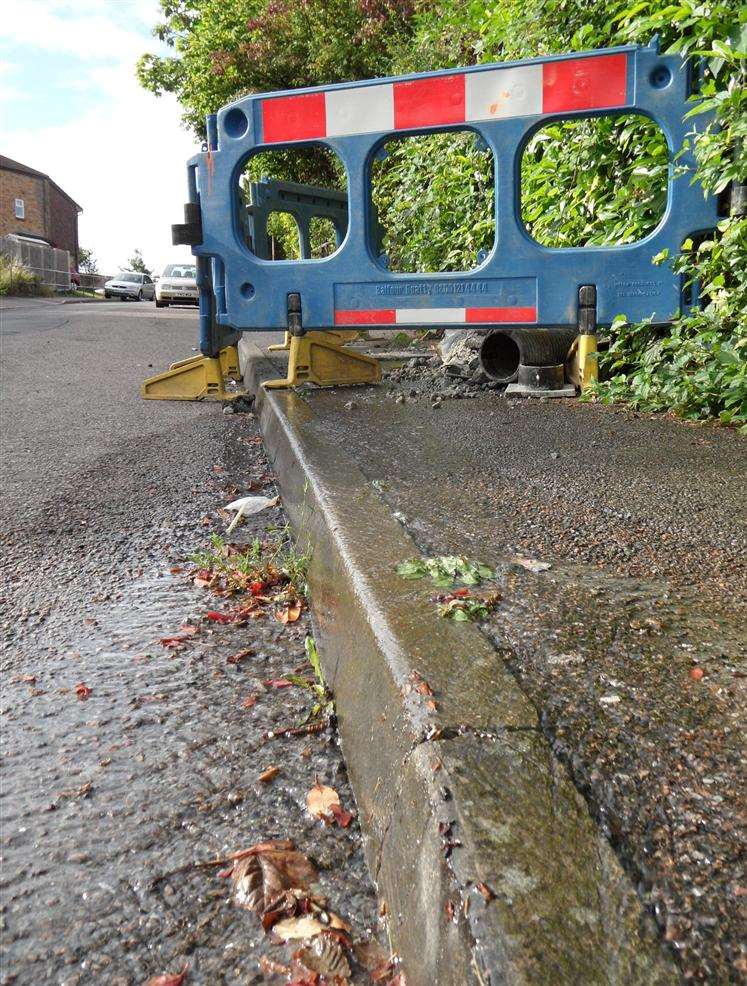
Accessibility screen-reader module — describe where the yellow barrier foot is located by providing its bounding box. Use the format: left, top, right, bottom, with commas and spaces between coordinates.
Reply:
141, 348, 245, 401
267, 330, 358, 354
264, 331, 381, 390
219, 345, 242, 381
267, 332, 291, 353
566, 334, 599, 392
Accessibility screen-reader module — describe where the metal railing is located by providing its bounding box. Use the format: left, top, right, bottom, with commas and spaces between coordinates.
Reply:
0, 234, 71, 290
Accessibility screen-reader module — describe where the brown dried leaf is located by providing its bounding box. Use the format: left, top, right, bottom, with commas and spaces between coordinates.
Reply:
353, 939, 389, 973
306, 782, 340, 821
475, 882, 496, 902
408, 671, 434, 697
294, 933, 351, 979
143, 967, 188, 986
272, 914, 326, 940
227, 649, 253, 665
275, 600, 302, 624
227, 842, 316, 914
258, 766, 280, 783
258, 955, 289, 977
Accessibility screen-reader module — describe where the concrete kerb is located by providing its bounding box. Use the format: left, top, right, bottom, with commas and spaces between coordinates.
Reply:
239, 339, 680, 986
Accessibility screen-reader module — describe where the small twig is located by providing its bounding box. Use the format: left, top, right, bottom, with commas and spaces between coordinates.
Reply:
263, 719, 328, 741
149, 854, 236, 888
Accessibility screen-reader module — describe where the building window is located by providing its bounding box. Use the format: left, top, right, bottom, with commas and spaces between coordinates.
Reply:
14, 198, 25, 220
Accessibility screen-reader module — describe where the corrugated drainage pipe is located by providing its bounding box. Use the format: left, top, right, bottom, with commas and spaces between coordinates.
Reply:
480, 328, 577, 382
479, 331, 521, 383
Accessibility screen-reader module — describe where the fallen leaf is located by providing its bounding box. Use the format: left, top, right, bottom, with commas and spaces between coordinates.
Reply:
227, 649, 253, 665
275, 600, 302, 624
306, 783, 353, 827
258, 766, 280, 783
273, 912, 348, 941
225, 841, 316, 914
205, 610, 236, 624
689, 667, 705, 681
12, 674, 37, 684
307, 783, 340, 821
169, 566, 184, 575
75, 682, 92, 701
160, 635, 193, 649
242, 694, 258, 709
407, 671, 434, 697
249, 580, 265, 596
475, 882, 496, 902
515, 557, 552, 573
294, 934, 351, 979
369, 954, 398, 982
329, 803, 354, 828
56, 780, 93, 801
354, 940, 389, 974
258, 956, 289, 977
264, 678, 293, 689
143, 968, 188, 986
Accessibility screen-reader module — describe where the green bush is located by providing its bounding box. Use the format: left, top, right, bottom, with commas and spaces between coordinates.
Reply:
385, 0, 747, 427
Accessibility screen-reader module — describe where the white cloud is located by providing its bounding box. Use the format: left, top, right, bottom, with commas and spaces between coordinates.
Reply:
1, 0, 160, 61
0, 1, 199, 274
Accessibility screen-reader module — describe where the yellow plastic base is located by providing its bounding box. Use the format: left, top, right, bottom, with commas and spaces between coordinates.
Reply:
267, 332, 291, 353
141, 345, 245, 401
264, 331, 381, 390
566, 334, 598, 391
267, 329, 359, 353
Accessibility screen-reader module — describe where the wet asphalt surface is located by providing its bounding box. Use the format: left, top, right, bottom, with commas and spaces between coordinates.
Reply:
279, 355, 747, 984
0, 301, 383, 985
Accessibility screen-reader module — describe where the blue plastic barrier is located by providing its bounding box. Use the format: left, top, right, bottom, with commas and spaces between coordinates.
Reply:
174, 39, 719, 358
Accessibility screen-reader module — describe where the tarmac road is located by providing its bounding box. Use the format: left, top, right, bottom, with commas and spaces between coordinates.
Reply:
0, 301, 383, 984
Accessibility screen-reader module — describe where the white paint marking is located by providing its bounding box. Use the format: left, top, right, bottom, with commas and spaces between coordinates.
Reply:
325, 84, 394, 137
395, 308, 466, 324
465, 65, 542, 122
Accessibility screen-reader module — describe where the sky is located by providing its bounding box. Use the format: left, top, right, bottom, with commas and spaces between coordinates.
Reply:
0, 0, 199, 274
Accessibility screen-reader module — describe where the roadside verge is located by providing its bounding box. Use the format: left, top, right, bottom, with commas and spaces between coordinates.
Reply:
240, 340, 680, 986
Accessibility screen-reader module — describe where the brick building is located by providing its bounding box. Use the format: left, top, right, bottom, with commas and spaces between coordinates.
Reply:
0, 154, 81, 265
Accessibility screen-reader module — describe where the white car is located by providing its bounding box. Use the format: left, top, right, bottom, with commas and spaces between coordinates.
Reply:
104, 271, 155, 301
155, 263, 198, 307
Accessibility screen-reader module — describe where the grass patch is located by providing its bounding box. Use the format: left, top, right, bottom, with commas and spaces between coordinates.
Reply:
190, 528, 309, 599
286, 637, 335, 723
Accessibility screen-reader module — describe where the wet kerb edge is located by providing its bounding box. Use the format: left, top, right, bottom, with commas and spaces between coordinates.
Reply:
240, 342, 680, 986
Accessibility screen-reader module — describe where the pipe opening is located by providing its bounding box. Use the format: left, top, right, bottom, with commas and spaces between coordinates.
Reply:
480, 331, 520, 383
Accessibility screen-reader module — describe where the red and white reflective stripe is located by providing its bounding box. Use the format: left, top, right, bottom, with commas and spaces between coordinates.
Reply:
335, 306, 536, 326
261, 54, 627, 143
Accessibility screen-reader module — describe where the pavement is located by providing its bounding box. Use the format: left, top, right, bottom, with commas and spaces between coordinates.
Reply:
0, 301, 386, 984
240, 339, 746, 986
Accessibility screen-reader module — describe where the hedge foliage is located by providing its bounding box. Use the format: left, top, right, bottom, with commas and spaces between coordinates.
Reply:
139, 0, 746, 427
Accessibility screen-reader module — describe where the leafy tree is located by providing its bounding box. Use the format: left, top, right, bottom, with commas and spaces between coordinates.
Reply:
78, 247, 99, 275
137, 0, 416, 136
127, 249, 152, 276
